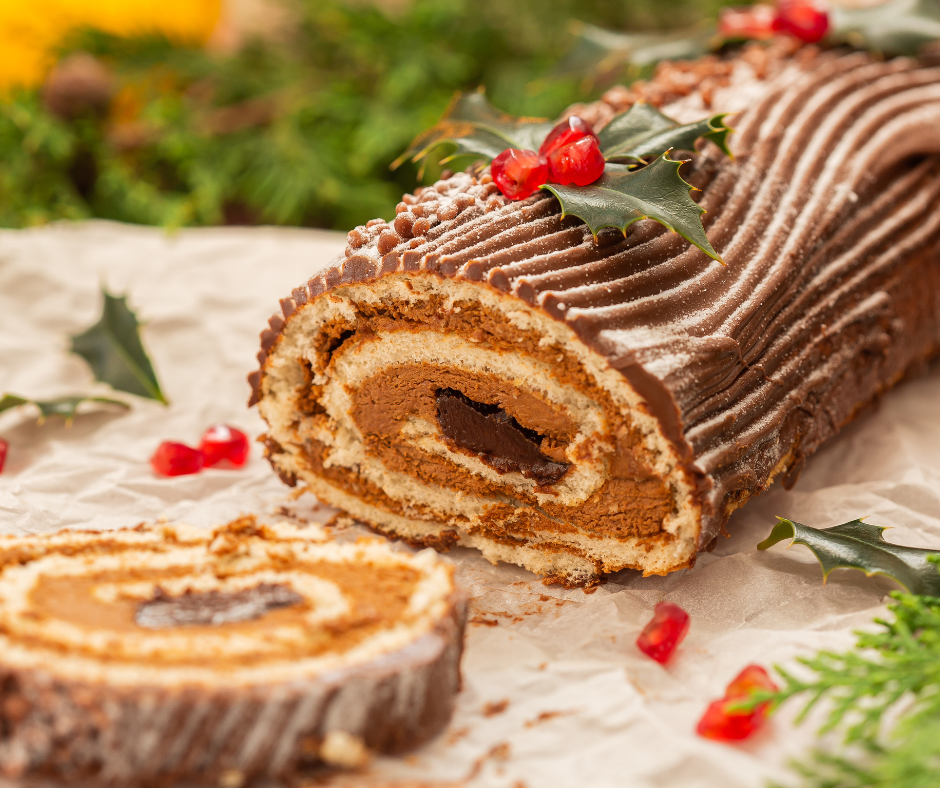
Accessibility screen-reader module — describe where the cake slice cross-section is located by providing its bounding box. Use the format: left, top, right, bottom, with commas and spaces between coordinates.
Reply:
0, 517, 466, 785
253, 42, 940, 585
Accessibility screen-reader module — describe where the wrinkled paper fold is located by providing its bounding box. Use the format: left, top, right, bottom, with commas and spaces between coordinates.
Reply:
2, 221, 939, 788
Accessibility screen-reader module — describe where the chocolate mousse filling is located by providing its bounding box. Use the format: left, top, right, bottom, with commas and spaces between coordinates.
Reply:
436, 388, 569, 485
136, 584, 304, 629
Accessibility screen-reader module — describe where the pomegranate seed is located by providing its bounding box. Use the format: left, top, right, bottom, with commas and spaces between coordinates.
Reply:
696, 697, 767, 741
150, 442, 204, 477
636, 601, 690, 664
539, 115, 599, 158
547, 136, 606, 187
726, 664, 779, 700
697, 664, 778, 742
491, 148, 549, 201
774, 0, 829, 43
0, 438, 7, 474
199, 424, 250, 468
718, 4, 778, 39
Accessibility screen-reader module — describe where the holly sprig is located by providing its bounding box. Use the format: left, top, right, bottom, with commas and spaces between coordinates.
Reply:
0, 394, 128, 424
397, 91, 731, 262
70, 287, 168, 404
561, 1, 940, 90
754, 517, 940, 788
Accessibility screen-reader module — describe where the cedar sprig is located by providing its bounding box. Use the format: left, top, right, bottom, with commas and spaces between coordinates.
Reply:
764, 580, 940, 787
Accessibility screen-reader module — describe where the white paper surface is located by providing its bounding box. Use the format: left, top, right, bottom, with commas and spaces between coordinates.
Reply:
2, 220, 939, 788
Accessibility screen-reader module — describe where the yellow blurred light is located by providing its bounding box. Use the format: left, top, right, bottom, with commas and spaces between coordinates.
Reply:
0, 0, 222, 90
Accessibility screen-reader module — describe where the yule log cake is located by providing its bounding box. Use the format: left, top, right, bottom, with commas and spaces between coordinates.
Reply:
252, 42, 940, 585
0, 518, 466, 785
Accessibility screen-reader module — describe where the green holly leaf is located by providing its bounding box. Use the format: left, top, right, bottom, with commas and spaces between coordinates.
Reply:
553, 21, 717, 83
392, 90, 553, 175
831, 0, 940, 56
0, 394, 129, 425
70, 288, 168, 404
598, 103, 733, 162
541, 155, 721, 262
758, 517, 940, 597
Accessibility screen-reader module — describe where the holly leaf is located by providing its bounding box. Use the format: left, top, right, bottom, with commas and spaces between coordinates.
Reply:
541, 155, 722, 262
0, 394, 129, 425
392, 90, 553, 174
553, 21, 716, 83
758, 517, 940, 597
70, 288, 168, 404
599, 103, 733, 162
831, 0, 940, 56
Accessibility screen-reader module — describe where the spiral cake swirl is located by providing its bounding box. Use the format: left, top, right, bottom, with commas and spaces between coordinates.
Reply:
253, 42, 940, 585
0, 517, 465, 784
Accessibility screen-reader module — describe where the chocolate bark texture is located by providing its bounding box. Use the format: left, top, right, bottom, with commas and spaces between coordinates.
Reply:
253, 40, 940, 585
0, 517, 466, 786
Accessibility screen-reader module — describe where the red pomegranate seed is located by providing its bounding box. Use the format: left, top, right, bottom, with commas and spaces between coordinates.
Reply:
636, 601, 691, 664
0, 438, 7, 474
150, 441, 204, 477
547, 136, 606, 187
491, 148, 549, 201
199, 424, 250, 468
697, 697, 767, 741
539, 115, 599, 158
726, 664, 779, 700
774, 0, 829, 43
697, 664, 778, 742
718, 4, 778, 39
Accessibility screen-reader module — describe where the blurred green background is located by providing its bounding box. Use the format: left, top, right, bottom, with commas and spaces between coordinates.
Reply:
0, 0, 739, 231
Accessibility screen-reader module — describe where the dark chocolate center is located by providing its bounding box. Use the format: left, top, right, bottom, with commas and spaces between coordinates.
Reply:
435, 389, 569, 485
135, 583, 304, 629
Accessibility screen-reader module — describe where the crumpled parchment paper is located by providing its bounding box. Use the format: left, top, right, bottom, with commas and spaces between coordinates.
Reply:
2, 220, 939, 788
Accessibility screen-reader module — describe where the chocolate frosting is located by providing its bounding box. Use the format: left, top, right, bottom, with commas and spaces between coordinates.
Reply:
253, 40, 940, 550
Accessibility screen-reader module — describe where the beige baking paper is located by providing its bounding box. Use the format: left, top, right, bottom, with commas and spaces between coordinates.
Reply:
2, 221, 939, 788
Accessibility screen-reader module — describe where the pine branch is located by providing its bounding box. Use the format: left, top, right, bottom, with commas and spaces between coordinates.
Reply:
770, 586, 940, 787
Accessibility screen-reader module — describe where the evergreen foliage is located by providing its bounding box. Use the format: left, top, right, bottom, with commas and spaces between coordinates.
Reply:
0, 0, 736, 230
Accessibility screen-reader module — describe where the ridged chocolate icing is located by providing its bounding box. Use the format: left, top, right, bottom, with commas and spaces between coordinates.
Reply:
252, 41, 940, 550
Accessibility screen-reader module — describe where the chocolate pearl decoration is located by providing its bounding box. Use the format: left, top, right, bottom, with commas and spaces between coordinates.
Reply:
394, 212, 415, 238
377, 230, 402, 255
438, 203, 459, 222
347, 227, 368, 248
412, 218, 431, 236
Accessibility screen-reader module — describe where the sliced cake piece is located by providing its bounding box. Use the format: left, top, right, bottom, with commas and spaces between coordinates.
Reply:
253, 42, 940, 585
0, 517, 466, 785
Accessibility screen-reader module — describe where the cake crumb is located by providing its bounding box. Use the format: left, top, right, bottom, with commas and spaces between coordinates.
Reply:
447, 726, 471, 745
524, 709, 576, 728
218, 770, 245, 788
320, 730, 370, 768
482, 699, 509, 717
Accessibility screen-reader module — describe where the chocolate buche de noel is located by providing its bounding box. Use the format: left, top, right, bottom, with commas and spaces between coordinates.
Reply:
0, 518, 466, 785
252, 41, 940, 586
